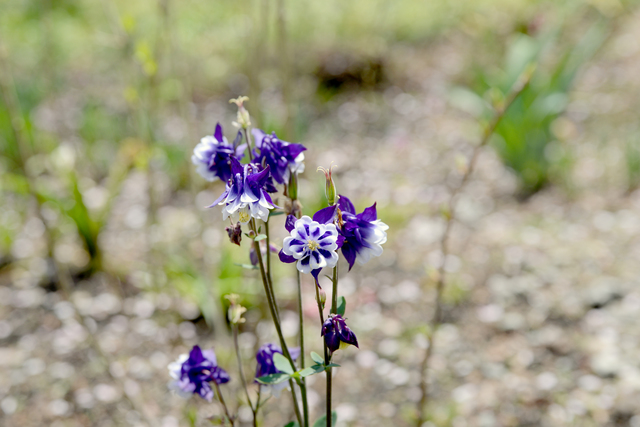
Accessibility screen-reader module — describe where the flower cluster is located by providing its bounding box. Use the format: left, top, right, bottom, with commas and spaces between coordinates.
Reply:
168, 346, 229, 401
252, 129, 306, 184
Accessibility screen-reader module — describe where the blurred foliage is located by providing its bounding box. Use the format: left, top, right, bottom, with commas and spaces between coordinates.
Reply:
453, 13, 608, 196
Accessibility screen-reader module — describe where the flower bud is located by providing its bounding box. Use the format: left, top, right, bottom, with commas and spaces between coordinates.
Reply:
225, 294, 247, 325
225, 222, 242, 246
321, 314, 358, 354
286, 171, 299, 201
317, 288, 327, 309
317, 163, 337, 206
229, 96, 251, 129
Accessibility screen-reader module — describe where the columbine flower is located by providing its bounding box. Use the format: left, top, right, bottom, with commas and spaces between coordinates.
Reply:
322, 314, 358, 354
336, 195, 389, 270
279, 215, 339, 276
192, 123, 245, 182
168, 345, 230, 401
254, 343, 300, 397
208, 157, 276, 223
252, 129, 306, 185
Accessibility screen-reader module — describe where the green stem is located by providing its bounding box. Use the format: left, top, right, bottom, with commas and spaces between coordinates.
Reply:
297, 270, 309, 427
243, 127, 254, 162
249, 220, 302, 427
327, 265, 339, 427
330, 265, 338, 314
214, 382, 235, 426
265, 219, 272, 276
233, 326, 255, 413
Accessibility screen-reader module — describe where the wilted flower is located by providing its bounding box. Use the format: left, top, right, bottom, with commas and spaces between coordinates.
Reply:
225, 222, 243, 246
336, 195, 388, 270
225, 294, 246, 325
254, 343, 300, 397
168, 345, 230, 401
322, 314, 358, 354
192, 123, 245, 182
279, 215, 339, 276
252, 129, 306, 185
230, 96, 251, 129
208, 157, 276, 223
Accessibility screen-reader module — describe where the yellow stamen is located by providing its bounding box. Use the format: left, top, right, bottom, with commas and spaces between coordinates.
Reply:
239, 211, 250, 223
307, 240, 319, 251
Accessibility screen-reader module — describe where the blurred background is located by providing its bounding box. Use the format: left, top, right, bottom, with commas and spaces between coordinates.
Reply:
2, 0, 640, 425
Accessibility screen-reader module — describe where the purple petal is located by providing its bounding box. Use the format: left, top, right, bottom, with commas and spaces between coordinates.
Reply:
285, 215, 297, 232
252, 128, 267, 147
341, 243, 356, 270
358, 203, 377, 222
279, 250, 296, 264
337, 195, 355, 214
206, 189, 229, 208
214, 123, 224, 142
230, 156, 244, 176
311, 268, 322, 283
313, 205, 338, 224
336, 235, 345, 249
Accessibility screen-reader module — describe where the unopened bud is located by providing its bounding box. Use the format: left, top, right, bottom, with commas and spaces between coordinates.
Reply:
229, 96, 251, 129
317, 163, 337, 206
225, 222, 242, 246
286, 172, 299, 201
317, 288, 327, 309
225, 294, 247, 325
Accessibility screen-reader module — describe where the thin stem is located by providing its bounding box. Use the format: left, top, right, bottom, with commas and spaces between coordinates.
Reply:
297, 270, 309, 427
249, 220, 303, 426
243, 127, 254, 162
330, 265, 339, 314
289, 378, 303, 427
265, 219, 272, 276
214, 382, 235, 426
233, 326, 255, 413
314, 284, 325, 325
415, 66, 534, 427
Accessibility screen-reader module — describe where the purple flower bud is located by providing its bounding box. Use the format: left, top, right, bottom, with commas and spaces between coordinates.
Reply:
168, 345, 230, 401
321, 314, 358, 354
226, 222, 242, 246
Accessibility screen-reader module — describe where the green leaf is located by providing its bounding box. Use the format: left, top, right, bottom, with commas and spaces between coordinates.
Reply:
313, 411, 337, 427
284, 423, 300, 427
337, 296, 346, 316
298, 366, 322, 378
269, 210, 285, 217
310, 352, 324, 364
254, 234, 267, 241
326, 363, 341, 368
256, 373, 290, 385
234, 263, 258, 270
273, 353, 294, 374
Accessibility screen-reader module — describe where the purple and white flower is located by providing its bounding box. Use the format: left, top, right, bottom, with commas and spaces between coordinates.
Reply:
208, 157, 276, 223
168, 345, 229, 401
254, 343, 300, 397
337, 196, 389, 270
280, 216, 339, 275
252, 129, 306, 185
192, 123, 245, 182
322, 314, 358, 354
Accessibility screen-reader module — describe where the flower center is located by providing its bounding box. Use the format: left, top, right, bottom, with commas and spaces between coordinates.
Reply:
307, 240, 319, 251
239, 211, 250, 222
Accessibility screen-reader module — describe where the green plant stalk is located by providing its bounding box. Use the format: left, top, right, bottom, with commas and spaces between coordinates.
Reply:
296, 270, 309, 427
415, 66, 534, 427
249, 219, 303, 427
326, 264, 339, 427
233, 325, 257, 423
243, 127, 254, 162
214, 381, 235, 426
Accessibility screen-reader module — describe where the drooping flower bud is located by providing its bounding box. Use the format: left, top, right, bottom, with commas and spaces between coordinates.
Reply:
225, 222, 242, 246
317, 163, 337, 206
317, 287, 327, 309
286, 170, 299, 201
321, 314, 359, 354
229, 96, 251, 129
